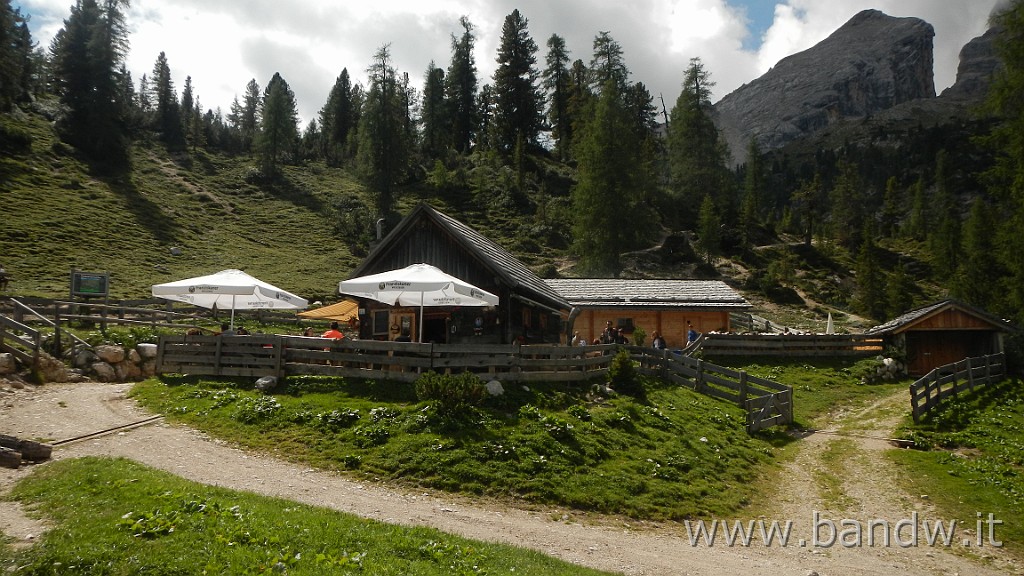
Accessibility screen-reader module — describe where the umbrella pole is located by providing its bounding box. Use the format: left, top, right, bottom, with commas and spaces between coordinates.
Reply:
418, 294, 424, 343
231, 295, 236, 330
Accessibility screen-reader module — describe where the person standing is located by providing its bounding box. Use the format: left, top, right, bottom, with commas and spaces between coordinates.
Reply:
651, 331, 667, 350
686, 321, 699, 345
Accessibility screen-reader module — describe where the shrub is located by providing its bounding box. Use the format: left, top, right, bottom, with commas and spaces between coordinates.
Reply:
414, 371, 487, 416
608, 349, 644, 398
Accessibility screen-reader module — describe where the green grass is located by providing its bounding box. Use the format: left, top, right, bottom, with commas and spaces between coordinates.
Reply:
0, 457, 614, 575
131, 373, 783, 522
712, 356, 908, 427
887, 378, 1024, 555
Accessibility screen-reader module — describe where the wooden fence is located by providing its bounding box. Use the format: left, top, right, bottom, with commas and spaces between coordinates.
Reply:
700, 333, 884, 357
0, 313, 40, 368
909, 353, 1006, 423
155, 335, 793, 433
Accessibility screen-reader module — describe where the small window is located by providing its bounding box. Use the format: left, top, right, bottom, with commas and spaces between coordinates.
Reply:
373, 310, 389, 336
616, 318, 634, 332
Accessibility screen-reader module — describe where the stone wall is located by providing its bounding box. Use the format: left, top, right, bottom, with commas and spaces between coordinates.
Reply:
0, 343, 158, 384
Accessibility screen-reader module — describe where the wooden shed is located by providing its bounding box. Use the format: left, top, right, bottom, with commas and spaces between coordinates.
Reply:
544, 278, 751, 349
344, 203, 569, 344
865, 299, 1012, 376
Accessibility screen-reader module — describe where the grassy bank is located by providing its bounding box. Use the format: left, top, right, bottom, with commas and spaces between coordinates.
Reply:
889, 378, 1024, 554
0, 457, 613, 575
130, 372, 785, 522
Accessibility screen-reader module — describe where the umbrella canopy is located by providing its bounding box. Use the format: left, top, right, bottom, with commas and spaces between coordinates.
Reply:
826, 312, 834, 334
298, 299, 358, 322
338, 263, 498, 341
152, 269, 308, 329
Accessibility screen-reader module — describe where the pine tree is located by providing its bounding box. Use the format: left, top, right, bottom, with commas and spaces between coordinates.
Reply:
150, 51, 183, 146
928, 149, 961, 273
492, 9, 542, 155
0, 2, 33, 110
880, 176, 902, 237
885, 261, 915, 317
791, 174, 822, 247
240, 78, 261, 153
319, 68, 355, 165
181, 75, 195, 147
445, 16, 477, 153
542, 34, 572, 161
907, 177, 928, 241
255, 72, 299, 178
828, 160, 864, 252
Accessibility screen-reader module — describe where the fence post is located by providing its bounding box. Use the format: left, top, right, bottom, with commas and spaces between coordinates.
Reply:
738, 370, 749, 408
695, 359, 705, 393
966, 357, 975, 393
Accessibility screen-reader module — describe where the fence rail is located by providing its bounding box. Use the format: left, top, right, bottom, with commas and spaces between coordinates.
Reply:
701, 333, 884, 357
0, 314, 40, 368
156, 336, 793, 433
909, 353, 1006, 423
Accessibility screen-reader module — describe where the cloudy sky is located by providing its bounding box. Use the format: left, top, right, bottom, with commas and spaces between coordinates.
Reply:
16, 0, 1003, 126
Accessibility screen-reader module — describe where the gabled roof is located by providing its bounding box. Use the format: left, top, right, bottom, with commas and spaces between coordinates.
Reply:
865, 299, 1013, 335
350, 203, 569, 311
544, 278, 750, 309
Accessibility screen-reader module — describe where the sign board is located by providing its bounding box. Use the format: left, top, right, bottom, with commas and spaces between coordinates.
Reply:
70, 271, 109, 298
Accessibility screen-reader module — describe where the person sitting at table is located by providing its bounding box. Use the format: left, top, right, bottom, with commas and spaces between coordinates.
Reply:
321, 321, 345, 339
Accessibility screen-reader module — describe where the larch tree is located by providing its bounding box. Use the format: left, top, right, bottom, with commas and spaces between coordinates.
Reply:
542, 33, 572, 161
740, 139, 767, 247
571, 79, 644, 277
696, 195, 722, 265
951, 197, 1000, 310
357, 44, 410, 221
445, 16, 478, 153
666, 57, 732, 228
589, 31, 628, 92
49, 0, 131, 168
0, 1, 33, 110
491, 8, 543, 155
420, 61, 447, 159
255, 72, 299, 178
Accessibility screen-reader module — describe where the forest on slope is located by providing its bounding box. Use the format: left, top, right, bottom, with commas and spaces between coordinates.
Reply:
2, 1, 1024, 329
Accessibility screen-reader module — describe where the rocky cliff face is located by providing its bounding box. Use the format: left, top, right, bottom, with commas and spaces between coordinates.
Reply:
714, 10, 936, 165
940, 25, 1003, 101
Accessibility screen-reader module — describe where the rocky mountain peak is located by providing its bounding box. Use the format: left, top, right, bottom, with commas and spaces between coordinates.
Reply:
713, 9, 936, 165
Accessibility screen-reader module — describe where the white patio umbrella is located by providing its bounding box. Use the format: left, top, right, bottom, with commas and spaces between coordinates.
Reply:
152, 269, 308, 330
338, 263, 499, 342
826, 312, 834, 334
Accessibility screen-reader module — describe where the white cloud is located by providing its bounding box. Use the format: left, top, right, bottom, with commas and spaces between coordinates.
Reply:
16, 0, 1000, 125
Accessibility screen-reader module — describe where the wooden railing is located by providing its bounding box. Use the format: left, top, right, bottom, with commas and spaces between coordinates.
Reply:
156, 336, 793, 433
0, 313, 40, 368
700, 333, 884, 357
909, 353, 1006, 423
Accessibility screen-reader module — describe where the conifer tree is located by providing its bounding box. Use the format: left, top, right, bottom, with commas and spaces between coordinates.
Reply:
571, 80, 639, 276
879, 176, 902, 237
667, 58, 731, 228
150, 51, 183, 146
928, 149, 961, 273
0, 1, 33, 110
492, 9, 542, 155
885, 261, 915, 317
542, 34, 572, 161
740, 139, 767, 246
853, 222, 885, 320
320, 69, 356, 165
49, 0, 131, 167
589, 31, 628, 91
239, 78, 261, 153
952, 198, 999, 310
696, 195, 722, 265
357, 44, 410, 220
445, 16, 477, 153
420, 62, 447, 158
907, 177, 928, 241
828, 160, 864, 252
255, 72, 299, 178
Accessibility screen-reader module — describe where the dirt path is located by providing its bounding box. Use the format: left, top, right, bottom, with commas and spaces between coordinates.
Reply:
1, 382, 1020, 575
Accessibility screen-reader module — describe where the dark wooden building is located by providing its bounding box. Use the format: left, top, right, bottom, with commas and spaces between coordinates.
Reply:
545, 278, 750, 348
344, 203, 569, 344
865, 299, 1012, 376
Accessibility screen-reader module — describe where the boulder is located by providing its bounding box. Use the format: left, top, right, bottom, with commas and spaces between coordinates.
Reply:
136, 343, 158, 360
94, 344, 126, 364
255, 376, 278, 392
36, 353, 70, 383
127, 348, 142, 365
485, 380, 504, 396
74, 348, 98, 369
90, 362, 117, 382
0, 353, 15, 375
